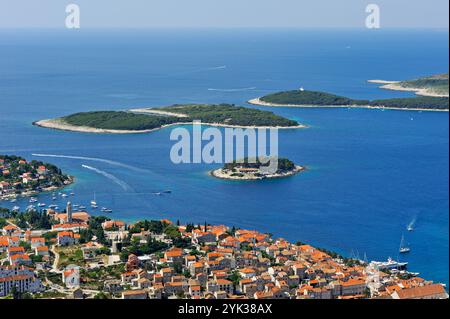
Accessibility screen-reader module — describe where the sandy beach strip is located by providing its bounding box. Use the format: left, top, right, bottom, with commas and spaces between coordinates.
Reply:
248, 98, 449, 112
129, 108, 190, 118
33, 117, 305, 135
33, 118, 164, 134
367, 79, 400, 85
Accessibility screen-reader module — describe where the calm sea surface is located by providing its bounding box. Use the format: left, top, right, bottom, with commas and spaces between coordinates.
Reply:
0, 29, 448, 286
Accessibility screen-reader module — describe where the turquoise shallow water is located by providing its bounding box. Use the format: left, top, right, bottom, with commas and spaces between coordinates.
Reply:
0, 29, 448, 286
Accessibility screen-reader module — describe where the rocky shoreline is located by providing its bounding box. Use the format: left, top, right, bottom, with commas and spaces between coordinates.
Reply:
368, 79, 449, 98
210, 165, 305, 181
248, 97, 449, 112
0, 176, 74, 201
33, 117, 306, 135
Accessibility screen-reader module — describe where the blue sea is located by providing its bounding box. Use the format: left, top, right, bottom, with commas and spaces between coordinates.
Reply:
0, 28, 448, 286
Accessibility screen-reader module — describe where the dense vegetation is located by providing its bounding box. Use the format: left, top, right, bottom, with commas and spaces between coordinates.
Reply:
79, 216, 110, 245
59, 104, 299, 131
260, 90, 370, 106
0, 207, 53, 230
156, 104, 299, 127
223, 157, 297, 173
259, 90, 449, 110
370, 96, 449, 110
15, 209, 53, 230
63, 111, 180, 131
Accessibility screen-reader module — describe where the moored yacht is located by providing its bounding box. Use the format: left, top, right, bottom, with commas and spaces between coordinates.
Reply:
370, 258, 408, 271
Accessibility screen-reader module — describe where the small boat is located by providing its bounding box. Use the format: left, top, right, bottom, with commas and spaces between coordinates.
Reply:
400, 247, 411, 254
79, 206, 86, 210
162, 190, 172, 194
48, 204, 58, 209
70, 192, 75, 196
399, 235, 411, 254
29, 197, 38, 203
101, 207, 113, 213
407, 271, 420, 277
10, 199, 17, 203
73, 204, 80, 208
91, 192, 98, 207
12, 206, 20, 212
52, 196, 57, 201
152, 192, 162, 196
91, 205, 98, 209
61, 193, 68, 198
37, 203, 46, 207
407, 218, 416, 232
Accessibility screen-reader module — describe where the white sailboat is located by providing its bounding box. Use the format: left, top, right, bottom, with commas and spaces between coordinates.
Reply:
399, 235, 411, 254
91, 192, 98, 208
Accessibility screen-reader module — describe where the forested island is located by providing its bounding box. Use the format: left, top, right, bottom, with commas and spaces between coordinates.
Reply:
369, 73, 449, 97
249, 89, 449, 111
211, 157, 304, 180
0, 155, 73, 200
34, 104, 303, 134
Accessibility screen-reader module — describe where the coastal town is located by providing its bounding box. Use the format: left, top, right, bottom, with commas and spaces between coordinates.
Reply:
0, 155, 73, 201
0, 203, 447, 300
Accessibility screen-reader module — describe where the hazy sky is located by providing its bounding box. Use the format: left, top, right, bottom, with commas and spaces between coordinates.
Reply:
0, 0, 448, 29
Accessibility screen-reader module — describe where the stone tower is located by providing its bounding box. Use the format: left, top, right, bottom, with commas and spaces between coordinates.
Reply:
66, 201, 73, 223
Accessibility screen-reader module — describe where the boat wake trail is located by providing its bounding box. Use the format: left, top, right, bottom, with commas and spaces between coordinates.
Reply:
81, 165, 132, 191
407, 216, 417, 231
31, 153, 149, 174
208, 87, 257, 92
206, 65, 227, 71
